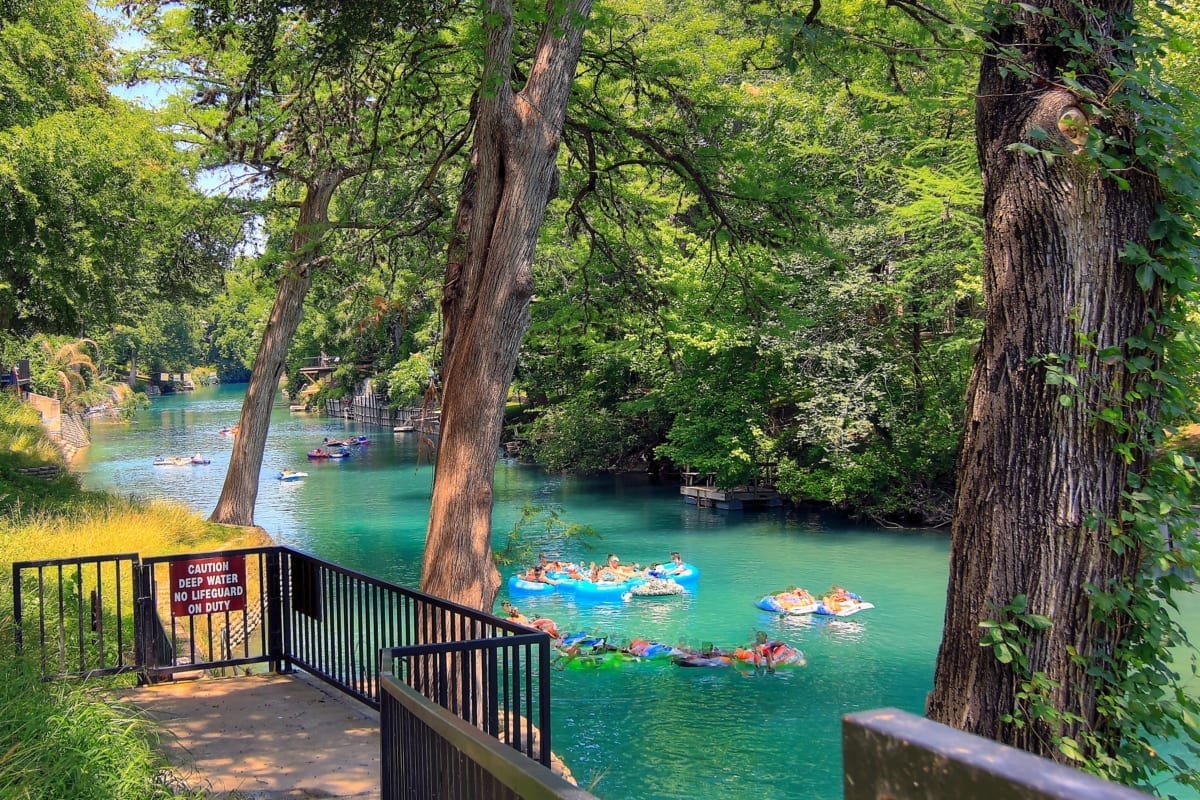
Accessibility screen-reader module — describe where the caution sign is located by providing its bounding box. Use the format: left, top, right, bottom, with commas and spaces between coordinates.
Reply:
169, 555, 247, 616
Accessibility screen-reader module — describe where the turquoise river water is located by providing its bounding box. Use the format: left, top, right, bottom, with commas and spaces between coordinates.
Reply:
75, 385, 1197, 799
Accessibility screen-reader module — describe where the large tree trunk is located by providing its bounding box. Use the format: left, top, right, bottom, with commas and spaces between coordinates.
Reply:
419, 0, 592, 609
927, 0, 1162, 760
210, 175, 341, 526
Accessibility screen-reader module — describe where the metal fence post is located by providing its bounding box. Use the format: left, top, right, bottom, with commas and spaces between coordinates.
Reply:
265, 548, 288, 673
133, 560, 156, 683
12, 563, 22, 654
538, 632, 553, 767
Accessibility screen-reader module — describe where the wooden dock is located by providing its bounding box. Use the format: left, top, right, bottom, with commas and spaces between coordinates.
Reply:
680, 484, 783, 510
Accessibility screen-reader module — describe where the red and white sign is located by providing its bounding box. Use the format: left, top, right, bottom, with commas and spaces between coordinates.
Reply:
169, 555, 247, 617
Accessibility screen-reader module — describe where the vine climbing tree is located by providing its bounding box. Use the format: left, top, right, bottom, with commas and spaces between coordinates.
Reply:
928, 0, 1200, 787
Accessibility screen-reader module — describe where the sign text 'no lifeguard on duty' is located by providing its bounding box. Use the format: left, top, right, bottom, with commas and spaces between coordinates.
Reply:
169, 555, 247, 616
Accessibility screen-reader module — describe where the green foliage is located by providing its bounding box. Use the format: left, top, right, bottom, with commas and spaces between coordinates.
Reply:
505, 0, 982, 522
0, 656, 197, 799
201, 262, 273, 381
528, 394, 643, 473
0, 100, 234, 335
492, 503, 598, 568
0, 0, 112, 131
384, 352, 436, 408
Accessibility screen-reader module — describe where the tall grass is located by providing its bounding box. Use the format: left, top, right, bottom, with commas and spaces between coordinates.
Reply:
1, 394, 265, 799
0, 645, 206, 800
0, 394, 61, 464
0, 496, 269, 566
1, 393, 80, 513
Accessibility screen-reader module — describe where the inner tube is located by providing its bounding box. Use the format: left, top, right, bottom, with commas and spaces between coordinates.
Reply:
575, 575, 645, 597
733, 644, 807, 667
755, 595, 785, 613
627, 640, 683, 659
756, 593, 818, 615
556, 650, 624, 670
815, 600, 875, 617
559, 632, 603, 648
673, 653, 732, 668
649, 563, 700, 585
630, 578, 684, 597
508, 574, 556, 595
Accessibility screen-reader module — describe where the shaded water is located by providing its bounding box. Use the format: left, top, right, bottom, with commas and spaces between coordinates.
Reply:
76, 385, 1197, 799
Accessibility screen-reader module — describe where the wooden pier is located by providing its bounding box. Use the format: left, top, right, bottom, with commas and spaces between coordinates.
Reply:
680, 465, 782, 510
680, 484, 783, 510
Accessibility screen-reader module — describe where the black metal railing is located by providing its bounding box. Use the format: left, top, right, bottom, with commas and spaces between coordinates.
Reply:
381, 629, 552, 766
12, 545, 555, 766
138, 546, 282, 678
380, 671, 592, 800
281, 551, 543, 716
12, 553, 140, 679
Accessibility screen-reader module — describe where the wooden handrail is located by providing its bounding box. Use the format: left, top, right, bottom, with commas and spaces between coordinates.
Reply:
379, 671, 595, 800
843, 708, 1155, 800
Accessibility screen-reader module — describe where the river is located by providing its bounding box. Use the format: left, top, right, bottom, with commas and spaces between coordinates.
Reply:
75, 385, 1197, 799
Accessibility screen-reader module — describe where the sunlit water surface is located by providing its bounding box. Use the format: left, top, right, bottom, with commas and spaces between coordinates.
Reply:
76, 385, 1198, 799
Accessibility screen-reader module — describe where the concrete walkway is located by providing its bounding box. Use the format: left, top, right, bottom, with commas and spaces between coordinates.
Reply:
118, 672, 380, 799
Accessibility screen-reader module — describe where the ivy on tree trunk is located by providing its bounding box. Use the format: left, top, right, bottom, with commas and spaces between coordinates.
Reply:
927, 0, 1164, 763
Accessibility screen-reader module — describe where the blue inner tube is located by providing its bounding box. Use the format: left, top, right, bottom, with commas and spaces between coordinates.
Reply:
649, 563, 700, 585
559, 632, 605, 649
756, 595, 785, 613
542, 573, 580, 592
637, 642, 683, 659
508, 574, 555, 594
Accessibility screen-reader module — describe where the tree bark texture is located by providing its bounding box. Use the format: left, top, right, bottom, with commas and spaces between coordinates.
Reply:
210, 175, 340, 526
419, 0, 592, 610
927, 0, 1163, 760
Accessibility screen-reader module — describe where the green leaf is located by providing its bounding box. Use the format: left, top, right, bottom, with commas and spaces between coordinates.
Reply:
1023, 614, 1053, 630
1058, 738, 1085, 763
1006, 142, 1041, 156
1136, 263, 1156, 290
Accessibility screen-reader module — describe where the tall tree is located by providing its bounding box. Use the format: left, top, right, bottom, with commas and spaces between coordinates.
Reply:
123, 1, 466, 524
419, 0, 592, 607
0, 0, 110, 131
0, 0, 229, 336
928, 0, 1199, 778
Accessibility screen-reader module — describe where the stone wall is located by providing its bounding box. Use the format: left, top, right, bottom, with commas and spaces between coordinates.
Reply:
23, 392, 90, 459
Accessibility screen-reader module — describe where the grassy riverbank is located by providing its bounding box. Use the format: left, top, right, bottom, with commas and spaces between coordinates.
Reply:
1, 393, 265, 799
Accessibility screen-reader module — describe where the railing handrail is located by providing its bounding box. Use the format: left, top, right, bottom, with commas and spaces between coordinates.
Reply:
138, 545, 278, 566
12, 552, 140, 570
843, 708, 1156, 800
380, 670, 594, 800
279, 546, 535, 636
381, 632, 548, 659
